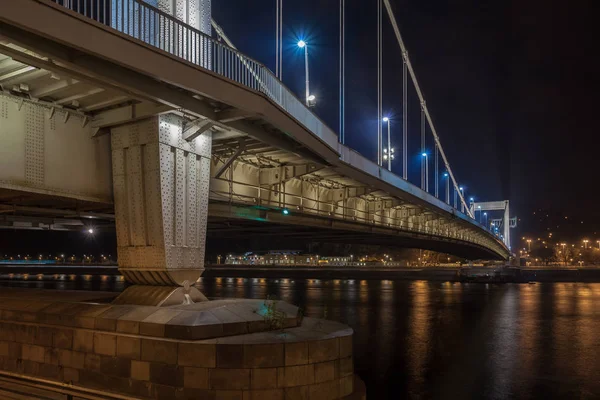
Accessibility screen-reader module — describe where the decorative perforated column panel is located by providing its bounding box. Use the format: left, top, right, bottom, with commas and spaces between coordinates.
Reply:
111, 114, 212, 285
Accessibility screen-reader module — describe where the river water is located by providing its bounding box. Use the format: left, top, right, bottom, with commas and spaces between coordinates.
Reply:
1, 274, 599, 399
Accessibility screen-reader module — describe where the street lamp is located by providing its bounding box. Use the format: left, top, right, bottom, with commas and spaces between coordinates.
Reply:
483, 212, 488, 228
421, 153, 429, 192
527, 239, 532, 252
383, 117, 393, 171
297, 40, 314, 107
443, 172, 450, 204
459, 186, 465, 213
583, 239, 589, 249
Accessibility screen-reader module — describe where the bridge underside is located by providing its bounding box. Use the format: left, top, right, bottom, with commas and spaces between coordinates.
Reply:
206, 203, 504, 260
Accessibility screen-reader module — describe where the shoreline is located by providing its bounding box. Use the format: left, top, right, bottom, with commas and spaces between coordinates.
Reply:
2, 263, 600, 283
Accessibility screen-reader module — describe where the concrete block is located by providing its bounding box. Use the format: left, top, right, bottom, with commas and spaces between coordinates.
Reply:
250, 367, 278, 389
52, 328, 73, 349
58, 349, 85, 369
116, 306, 158, 333
141, 338, 178, 364
38, 362, 62, 381
36, 327, 55, 347
339, 335, 352, 358
84, 353, 102, 370
149, 362, 183, 386
339, 375, 353, 397
131, 359, 150, 381
44, 347, 60, 365
0, 341, 21, 358
314, 361, 337, 383
139, 309, 183, 337
284, 342, 308, 366
183, 366, 209, 389
283, 385, 309, 400
338, 356, 353, 377
95, 306, 137, 332
63, 367, 79, 384
165, 311, 223, 340
308, 380, 339, 400
94, 332, 117, 356
214, 390, 244, 400
178, 342, 216, 368
22, 343, 45, 363
216, 344, 244, 368
242, 389, 284, 400
116, 335, 141, 360
308, 338, 339, 364
210, 368, 251, 390
244, 343, 284, 368
100, 356, 131, 379
73, 329, 94, 352
276, 364, 314, 388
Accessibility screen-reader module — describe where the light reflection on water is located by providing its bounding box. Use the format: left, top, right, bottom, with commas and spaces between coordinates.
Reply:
1, 275, 599, 398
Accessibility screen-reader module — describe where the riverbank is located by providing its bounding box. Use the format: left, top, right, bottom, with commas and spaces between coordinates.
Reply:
2, 263, 600, 282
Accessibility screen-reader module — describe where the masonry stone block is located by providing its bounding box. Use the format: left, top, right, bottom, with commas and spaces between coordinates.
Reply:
178, 342, 216, 367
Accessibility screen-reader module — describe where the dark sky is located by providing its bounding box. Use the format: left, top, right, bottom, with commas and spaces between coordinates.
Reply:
212, 0, 599, 241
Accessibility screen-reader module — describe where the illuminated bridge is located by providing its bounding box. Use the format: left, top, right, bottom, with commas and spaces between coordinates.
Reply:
0, 0, 511, 285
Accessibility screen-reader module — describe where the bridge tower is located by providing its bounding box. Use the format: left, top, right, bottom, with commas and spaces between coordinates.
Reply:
110, 0, 213, 285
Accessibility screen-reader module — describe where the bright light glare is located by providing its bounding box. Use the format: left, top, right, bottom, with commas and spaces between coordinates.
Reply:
443, 172, 448, 177
383, 117, 389, 122
87, 228, 94, 234
307, 94, 315, 101
459, 186, 464, 190
297, 40, 306, 48
421, 153, 427, 157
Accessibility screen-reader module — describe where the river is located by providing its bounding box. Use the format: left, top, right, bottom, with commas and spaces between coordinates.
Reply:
1, 274, 599, 399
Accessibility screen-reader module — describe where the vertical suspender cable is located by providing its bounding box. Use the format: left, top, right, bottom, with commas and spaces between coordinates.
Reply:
377, 0, 382, 166
435, 144, 439, 198
275, 0, 279, 78
279, 0, 283, 81
402, 52, 407, 180
421, 103, 425, 190
339, 0, 345, 144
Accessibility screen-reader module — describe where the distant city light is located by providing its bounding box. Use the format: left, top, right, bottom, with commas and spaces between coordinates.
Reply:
282, 208, 290, 215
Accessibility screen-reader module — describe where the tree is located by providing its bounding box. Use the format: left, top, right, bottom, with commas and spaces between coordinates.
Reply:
530, 246, 554, 265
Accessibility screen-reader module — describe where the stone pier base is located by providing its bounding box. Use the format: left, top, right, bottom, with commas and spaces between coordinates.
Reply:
0, 289, 365, 399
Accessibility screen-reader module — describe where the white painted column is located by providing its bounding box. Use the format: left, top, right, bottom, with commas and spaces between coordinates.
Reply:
111, 114, 212, 285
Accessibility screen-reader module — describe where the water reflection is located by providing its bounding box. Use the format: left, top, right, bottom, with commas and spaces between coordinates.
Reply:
0, 275, 598, 398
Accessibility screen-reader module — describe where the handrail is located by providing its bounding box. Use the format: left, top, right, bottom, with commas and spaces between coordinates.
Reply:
49, 0, 338, 149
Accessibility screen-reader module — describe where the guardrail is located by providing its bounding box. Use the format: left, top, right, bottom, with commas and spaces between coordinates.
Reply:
50, 0, 339, 148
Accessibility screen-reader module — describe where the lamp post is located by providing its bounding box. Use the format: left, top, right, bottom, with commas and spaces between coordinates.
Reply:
443, 172, 450, 204
383, 117, 392, 171
483, 212, 488, 228
459, 186, 464, 213
297, 40, 314, 107
527, 239, 532, 252
421, 153, 429, 192
583, 239, 589, 249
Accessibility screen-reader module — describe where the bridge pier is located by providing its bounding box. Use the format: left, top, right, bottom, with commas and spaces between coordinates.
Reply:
111, 114, 212, 285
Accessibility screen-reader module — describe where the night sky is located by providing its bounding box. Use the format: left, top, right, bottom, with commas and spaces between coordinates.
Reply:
212, 0, 599, 242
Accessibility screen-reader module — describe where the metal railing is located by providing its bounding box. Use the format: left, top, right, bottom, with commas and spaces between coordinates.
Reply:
50, 0, 338, 147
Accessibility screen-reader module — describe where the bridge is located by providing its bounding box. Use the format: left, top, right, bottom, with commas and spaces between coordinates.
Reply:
0, 0, 512, 285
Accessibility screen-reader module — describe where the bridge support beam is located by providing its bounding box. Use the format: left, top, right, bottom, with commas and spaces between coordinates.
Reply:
111, 114, 212, 285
